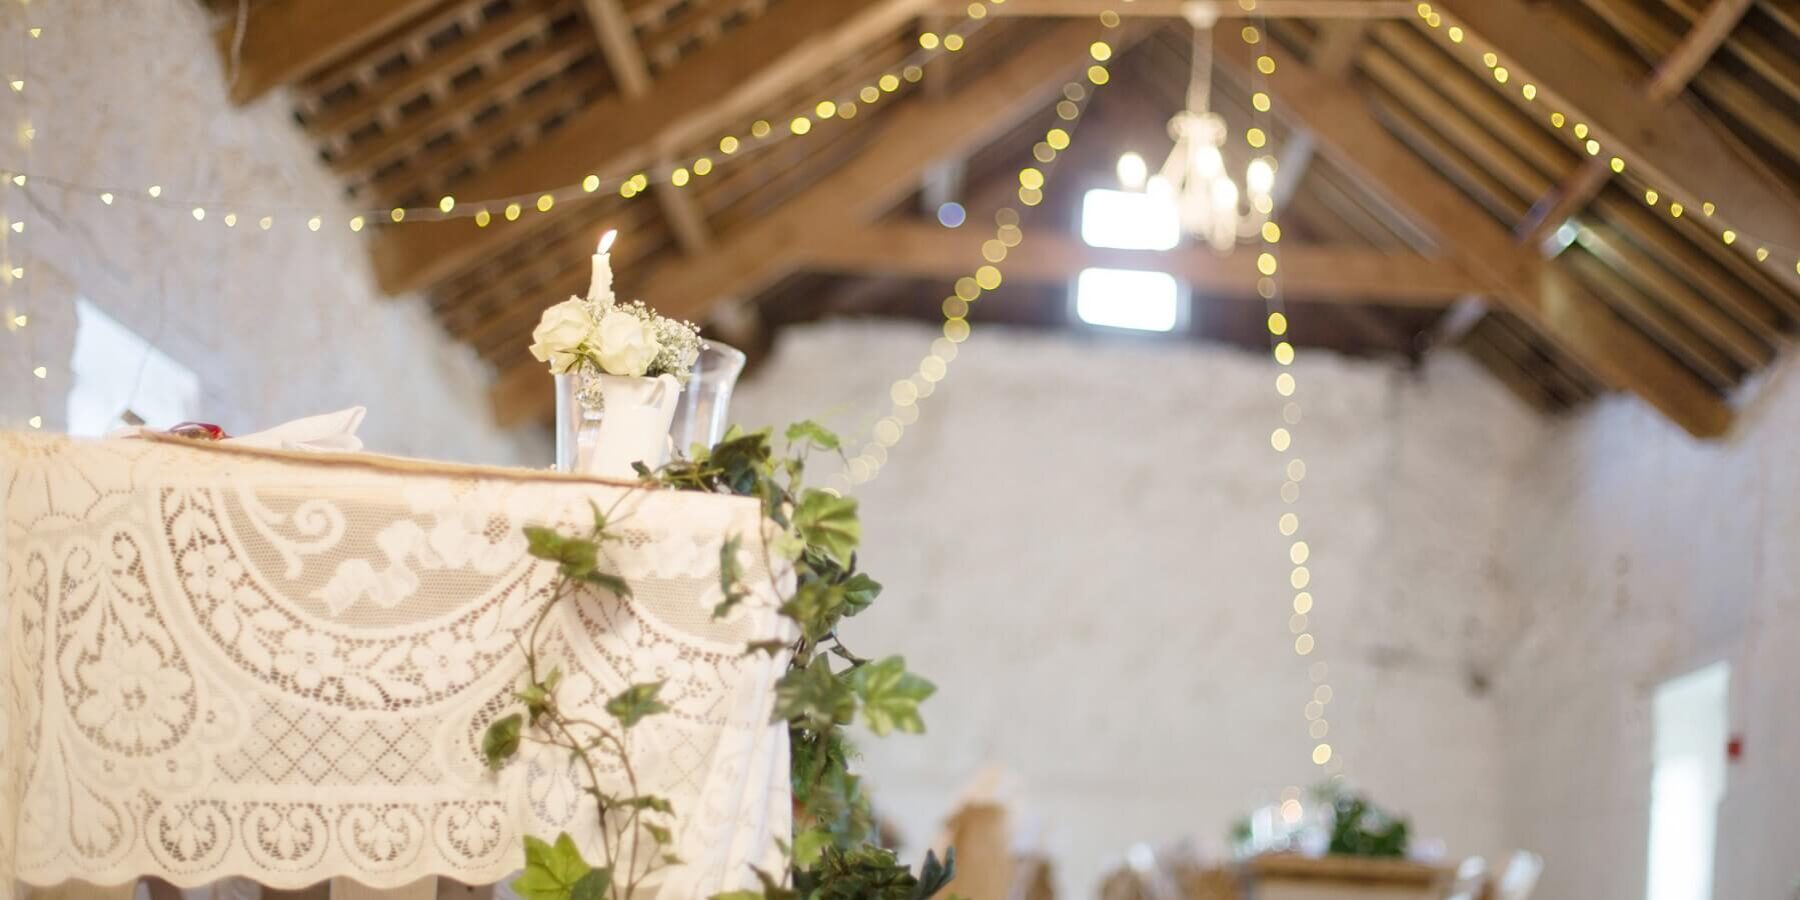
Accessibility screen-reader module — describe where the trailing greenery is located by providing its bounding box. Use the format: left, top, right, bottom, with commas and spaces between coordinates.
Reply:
648, 423, 952, 900
483, 422, 951, 900
1316, 784, 1410, 858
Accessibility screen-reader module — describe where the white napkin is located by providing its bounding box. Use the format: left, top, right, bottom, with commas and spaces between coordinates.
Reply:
227, 406, 366, 452
110, 406, 367, 453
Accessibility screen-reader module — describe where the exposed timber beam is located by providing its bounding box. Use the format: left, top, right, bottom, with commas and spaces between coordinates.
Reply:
802, 225, 1480, 304
584, 0, 714, 253
1215, 30, 1733, 437
372, 0, 936, 295
1516, 0, 1754, 245
490, 21, 1124, 424
213, 0, 445, 105
1433, 0, 1800, 265
939, 0, 1415, 17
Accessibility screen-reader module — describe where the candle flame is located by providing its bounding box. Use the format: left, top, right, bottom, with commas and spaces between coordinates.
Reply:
598, 229, 619, 254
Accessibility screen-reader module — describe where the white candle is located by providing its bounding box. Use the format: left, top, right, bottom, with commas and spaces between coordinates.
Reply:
587, 229, 619, 302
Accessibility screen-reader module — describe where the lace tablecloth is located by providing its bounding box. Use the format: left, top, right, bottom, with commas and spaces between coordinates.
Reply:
0, 433, 794, 897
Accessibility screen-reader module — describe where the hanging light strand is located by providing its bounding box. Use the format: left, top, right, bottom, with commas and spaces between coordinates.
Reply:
1240, 4, 1340, 779
1415, 3, 1800, 276
0, 4, 1005, 237
3, 6, 43, 431
832, 14, 1126, 492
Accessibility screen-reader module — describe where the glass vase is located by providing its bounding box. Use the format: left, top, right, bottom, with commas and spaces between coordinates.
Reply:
668, 342, 747, 456
553, 372, 604, 474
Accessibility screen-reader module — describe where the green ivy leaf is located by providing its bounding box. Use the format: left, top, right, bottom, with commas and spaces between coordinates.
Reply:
482, 713, 522, 770
512, 834, 593, 900
588, 499, 609, 535
773, 656, 856, 730
710, 892, 766, 900
785, 420, 842, 451
643, 821, 672, 846
793, 490, 860, 565
605, 681, 670, 728
793, 826, 833, 869
525, 526, 597, 578
849, 656, 935, 737
719, 534, 746, 596
570, 869, 613, 900
743, 639, 790, 658
911, 848, 956, 900
617, 794, 674, 815
841, 573, 882, 616
780, 581, 848, 643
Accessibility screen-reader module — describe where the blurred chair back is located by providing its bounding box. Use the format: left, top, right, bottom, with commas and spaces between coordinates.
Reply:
1490, 851, 1543, 900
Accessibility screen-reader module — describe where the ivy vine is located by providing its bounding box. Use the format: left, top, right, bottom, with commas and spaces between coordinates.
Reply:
482, 422, 955, 900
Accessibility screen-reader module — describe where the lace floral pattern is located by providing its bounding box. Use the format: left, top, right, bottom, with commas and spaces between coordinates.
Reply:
0, 433, 794, 897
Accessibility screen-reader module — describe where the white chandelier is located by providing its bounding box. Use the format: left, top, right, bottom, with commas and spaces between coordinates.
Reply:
1140, 5, 1276, 252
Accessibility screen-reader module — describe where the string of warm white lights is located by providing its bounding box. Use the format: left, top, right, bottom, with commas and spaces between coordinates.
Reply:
0, 3, 1008, 238
828, 14, 1128, 492
2, 3, 41, 431
1237, 0, 1341, 795
1415, 2, 1800, 276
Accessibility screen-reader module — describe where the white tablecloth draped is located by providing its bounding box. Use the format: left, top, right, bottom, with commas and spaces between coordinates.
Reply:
0, 433, 794, 897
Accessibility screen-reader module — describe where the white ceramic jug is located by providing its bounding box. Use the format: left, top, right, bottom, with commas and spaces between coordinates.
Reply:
582, 373, 683, 479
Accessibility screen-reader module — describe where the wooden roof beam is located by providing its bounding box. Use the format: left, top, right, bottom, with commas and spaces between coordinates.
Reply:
1214, 30, 1732, 437
803, 224, 1480, 303
371, 0, 938, 295
940, 0, 1415, 17
1516, 0, 1755, 245
1432, 0, 1800, 266
489, 20, 1123, 423
213, 0, 447, 105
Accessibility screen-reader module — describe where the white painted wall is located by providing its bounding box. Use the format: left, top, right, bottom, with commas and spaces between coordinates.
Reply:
731, 321, 1543, 895
0, 0, 543, 465
1491, 358, 1800, 900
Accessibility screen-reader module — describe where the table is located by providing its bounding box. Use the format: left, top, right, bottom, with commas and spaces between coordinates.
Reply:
1, 433, 795, 899
1229, 855, 1454, 899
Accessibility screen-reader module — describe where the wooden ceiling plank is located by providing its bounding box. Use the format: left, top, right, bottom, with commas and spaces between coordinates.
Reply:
1576, 223, 1773, 366
1434, 0, 1800, 262
1215, 31, 1733, 437
332, 36, 601, 182
215, 0, 450, 105
1590, 191, 1797, 324
306, 1, 574, 140
949, 0, 1416, 17
1560, 250, 1739, 388
1516, 0, 1752, 246
489, 20, 1121, 423
1461, 335, 1562, 412
801, 224, 1479, 303
1660, 0, 1800, 100
372, 0, 939, 295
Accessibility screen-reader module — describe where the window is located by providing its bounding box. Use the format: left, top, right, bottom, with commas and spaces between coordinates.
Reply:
1074, 188, 1187, 333
1645, 661, 1730, 900
65, 298, 200, 436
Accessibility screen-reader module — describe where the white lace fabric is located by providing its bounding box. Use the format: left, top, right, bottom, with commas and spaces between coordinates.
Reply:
0, 433, 795, 897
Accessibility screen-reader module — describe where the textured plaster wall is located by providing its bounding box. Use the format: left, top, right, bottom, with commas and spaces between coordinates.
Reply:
0, 0, 543, 465
1490, 357, 1800, 900
731, 321, 1544, 895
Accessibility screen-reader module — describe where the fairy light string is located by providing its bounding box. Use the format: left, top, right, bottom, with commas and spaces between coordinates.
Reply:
1235, 2, 1341, 797
2, 1, 41, 430
1415, 2, 1800, 276
832, 10, 1127, 491
0, 2, 1006, 238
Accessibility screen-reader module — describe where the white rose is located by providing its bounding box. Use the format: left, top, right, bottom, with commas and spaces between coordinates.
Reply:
594, 310, 664, 377
529, 298, 595, 374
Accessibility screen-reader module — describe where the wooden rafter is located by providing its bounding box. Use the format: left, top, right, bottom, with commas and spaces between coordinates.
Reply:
1214, 29, 1732, 436
213, 0, 447, 105
1515, 0, 1754, 245
1433, 0, 1800, 272
371, 0, 939, 295
489, 20, 1122, 423
943, 0, 1416, 17
802, 224, 1480, 304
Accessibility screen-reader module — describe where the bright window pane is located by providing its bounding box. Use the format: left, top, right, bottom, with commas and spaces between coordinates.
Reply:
66, 297, 201, 436
1075, 268, 1180, 333
1080, 188, 1180, 251
1646, 661, 1730, 900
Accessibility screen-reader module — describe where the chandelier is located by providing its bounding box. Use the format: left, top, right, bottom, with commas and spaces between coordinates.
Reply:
1144, 5, 1276, 252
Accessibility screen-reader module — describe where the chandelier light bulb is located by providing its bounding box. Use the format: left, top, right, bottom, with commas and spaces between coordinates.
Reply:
1211, 177, 1238, 211
1247, 157, 1276, 197
1117, 152, 1149, 190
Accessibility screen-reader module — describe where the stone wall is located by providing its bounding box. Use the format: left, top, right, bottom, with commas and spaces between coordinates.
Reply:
730, 320, 1543, 894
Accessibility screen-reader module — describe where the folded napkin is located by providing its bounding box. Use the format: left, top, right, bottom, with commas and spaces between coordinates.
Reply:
227, 406, 367, 453
111, 406, 367, 453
